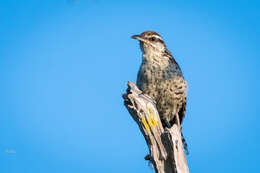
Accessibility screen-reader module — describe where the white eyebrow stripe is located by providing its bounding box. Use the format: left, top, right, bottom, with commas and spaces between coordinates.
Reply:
150, 35, 162, 39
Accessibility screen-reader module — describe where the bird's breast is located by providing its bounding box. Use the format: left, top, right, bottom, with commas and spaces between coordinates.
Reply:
137, 53, 183, 98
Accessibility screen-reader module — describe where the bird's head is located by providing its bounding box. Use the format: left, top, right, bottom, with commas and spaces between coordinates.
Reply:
132, 31, 166, 55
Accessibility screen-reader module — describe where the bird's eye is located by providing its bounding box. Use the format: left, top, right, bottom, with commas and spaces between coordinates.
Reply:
150, 37, 156, 41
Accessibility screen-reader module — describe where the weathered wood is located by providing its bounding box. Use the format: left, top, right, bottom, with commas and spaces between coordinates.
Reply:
123, 82, 189, 173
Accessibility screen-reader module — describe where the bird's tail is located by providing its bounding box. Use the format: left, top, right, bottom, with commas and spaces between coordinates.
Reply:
181, 132, 189, 155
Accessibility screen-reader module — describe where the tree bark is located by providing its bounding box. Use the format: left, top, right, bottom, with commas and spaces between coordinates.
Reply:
122, 82, 189, 173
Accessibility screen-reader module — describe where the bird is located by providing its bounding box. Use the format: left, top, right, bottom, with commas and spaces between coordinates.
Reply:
131, 31, 188, 153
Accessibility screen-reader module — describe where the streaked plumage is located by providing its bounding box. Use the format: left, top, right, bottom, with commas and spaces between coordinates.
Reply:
132, 31, 188, 152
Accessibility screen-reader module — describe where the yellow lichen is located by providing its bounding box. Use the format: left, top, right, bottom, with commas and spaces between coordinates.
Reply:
141, 117, 150, 132
147, 106, 159, 128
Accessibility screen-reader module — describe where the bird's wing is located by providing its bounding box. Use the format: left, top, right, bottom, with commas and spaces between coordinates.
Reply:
175, 77, 187, 124
157, 77, 187, 124
179, 96, 186, 124
166, 77, 187, 124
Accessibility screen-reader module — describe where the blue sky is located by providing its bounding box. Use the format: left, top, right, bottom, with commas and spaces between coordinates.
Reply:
1, 0, 260, 172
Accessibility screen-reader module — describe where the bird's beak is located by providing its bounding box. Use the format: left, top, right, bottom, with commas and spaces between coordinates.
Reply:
131, 35, 146, 42
131, 34, 155, 49
131, 35, 141, 39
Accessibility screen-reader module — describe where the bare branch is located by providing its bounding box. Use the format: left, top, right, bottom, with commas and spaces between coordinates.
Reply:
123, 82, 189, 173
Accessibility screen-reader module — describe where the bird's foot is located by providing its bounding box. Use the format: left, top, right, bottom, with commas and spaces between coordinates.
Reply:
162, 119, 171, 129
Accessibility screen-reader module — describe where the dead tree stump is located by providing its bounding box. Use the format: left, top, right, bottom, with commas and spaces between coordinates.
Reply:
122, 82, 189, 173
